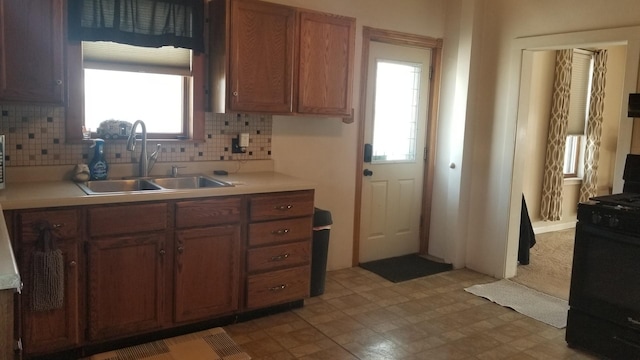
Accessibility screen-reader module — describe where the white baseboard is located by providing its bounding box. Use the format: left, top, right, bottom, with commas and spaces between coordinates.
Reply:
532, 221, 576, 234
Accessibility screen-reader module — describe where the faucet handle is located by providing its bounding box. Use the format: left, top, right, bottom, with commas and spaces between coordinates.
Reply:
171, 165, 186, 177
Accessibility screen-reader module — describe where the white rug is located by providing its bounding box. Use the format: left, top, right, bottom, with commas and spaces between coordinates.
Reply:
465, 279, 569, 329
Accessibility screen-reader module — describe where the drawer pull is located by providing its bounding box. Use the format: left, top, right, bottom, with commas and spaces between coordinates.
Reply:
159, 249, 166, 256
68, 261, 77, 267
270, 253, 290, 262
269, 284, 287, 292
271, 228, 290, 236
274, 204, 293, 211
52, 223, 63, 229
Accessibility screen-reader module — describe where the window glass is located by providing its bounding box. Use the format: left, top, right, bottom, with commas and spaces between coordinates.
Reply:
84, 69, 185, 135
564, 135, 584, 177
371, 60, 421, 163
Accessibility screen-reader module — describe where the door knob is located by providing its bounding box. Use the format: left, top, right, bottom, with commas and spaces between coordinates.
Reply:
363, 169, 373, 176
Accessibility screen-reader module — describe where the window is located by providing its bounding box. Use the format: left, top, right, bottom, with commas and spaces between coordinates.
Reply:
371, 60, 422, 163
82, 42, 191, 139
66, 41, 205, 142
563, 50, 594, 178
563, 135, 584, 178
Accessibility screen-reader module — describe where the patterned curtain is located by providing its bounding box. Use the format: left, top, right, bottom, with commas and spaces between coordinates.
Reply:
579, 50, 608, 203
540, 49, 573, 221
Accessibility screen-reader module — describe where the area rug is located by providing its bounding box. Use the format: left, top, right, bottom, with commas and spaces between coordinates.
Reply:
464, 279, 569, 329
86, 327, 251, 360
360, 253, 453, 283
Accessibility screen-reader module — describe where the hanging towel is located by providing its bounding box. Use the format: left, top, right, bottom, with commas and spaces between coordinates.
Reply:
30, 220, 64, 311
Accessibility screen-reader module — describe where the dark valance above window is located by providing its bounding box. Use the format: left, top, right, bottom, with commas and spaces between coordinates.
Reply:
68, 0, 204, 53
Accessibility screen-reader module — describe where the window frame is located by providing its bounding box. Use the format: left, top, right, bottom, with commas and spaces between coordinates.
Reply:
65, 41, 205, 143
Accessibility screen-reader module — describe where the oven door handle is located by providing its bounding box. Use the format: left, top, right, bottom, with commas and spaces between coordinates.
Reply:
628, 317, 640, 327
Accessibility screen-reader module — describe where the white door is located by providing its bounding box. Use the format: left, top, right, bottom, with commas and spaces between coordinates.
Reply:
359, 42, 432, 263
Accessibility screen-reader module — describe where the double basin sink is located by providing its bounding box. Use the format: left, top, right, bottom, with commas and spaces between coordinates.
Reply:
76, 175, 233, 195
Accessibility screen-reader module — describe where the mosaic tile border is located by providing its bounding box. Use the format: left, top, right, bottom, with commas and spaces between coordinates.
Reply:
0, 105, 272, 167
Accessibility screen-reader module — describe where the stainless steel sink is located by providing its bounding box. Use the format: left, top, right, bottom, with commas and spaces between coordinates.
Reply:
76, 179, 163, 195
150, 176, 233, 189
76, 175, 233, 195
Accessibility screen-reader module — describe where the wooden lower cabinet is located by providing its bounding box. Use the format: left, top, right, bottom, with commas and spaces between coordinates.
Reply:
86, 232, 165, 341
174, 225, 240, 323
14, 191, 314, 358
246, 190, 314, 309
16, 209, 81, 357
19, 240, 80, 356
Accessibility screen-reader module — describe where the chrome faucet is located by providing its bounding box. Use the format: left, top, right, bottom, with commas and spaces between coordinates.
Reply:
127, 120, 159, 177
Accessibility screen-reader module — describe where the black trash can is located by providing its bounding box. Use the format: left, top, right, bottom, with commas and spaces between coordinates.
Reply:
310, 208, 332, 297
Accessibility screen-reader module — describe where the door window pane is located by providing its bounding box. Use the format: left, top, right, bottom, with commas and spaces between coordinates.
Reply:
372, 60, 422, 163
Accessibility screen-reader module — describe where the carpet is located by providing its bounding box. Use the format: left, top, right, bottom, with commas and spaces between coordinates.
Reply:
465, 279, 569, 329
512, 228, 574, 300
360, 253, 453, 283
85, 327, 251, 360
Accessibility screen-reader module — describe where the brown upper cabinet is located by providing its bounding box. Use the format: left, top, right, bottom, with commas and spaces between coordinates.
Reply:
210, 0, 355, 117
0, 0, 65, 104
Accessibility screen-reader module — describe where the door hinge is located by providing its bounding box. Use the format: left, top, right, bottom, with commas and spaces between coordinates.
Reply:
424, 147, 428, 161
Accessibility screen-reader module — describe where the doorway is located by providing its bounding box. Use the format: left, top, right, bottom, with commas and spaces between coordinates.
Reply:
505, 27, 640, 279
352, 28, 442, 265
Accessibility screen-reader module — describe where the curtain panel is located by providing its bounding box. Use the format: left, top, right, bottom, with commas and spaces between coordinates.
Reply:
540, 49, 573, 221
579, 50, 608, 203
68, 0, 205, 53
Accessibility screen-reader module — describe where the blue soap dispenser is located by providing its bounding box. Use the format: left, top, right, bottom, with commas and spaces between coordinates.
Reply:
89, 139, 109, 180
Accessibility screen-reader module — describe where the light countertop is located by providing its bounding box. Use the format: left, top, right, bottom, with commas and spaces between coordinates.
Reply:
0, 171, 316, 292
0, 171, 316, 210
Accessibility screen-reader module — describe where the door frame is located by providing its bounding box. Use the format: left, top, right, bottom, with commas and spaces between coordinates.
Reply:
352, 27, 443, 266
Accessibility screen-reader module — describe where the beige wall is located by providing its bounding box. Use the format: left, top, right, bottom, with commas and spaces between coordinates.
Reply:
264, 0, 447, 271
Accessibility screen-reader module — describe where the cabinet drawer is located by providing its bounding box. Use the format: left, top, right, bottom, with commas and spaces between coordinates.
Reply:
19, 209, 79, 243
247, 241, 311, 273
88, 203, 167, 237
175, 197, 241, 228
249, 191, 314, 221
248, 217, 312, 247
246, 266, 310, 309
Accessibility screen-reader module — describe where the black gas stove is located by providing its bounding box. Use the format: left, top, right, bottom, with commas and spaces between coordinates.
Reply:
578, 193, 640, 234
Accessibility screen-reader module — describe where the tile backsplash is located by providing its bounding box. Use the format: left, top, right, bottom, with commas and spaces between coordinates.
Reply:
0, 105, 272, 167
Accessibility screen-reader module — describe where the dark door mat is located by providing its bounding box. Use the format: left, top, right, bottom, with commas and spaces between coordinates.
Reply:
360, 254, 453, 283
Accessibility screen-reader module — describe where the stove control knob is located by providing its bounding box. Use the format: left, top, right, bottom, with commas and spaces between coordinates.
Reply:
608, 216, 619, 228
591, 212, 602, 224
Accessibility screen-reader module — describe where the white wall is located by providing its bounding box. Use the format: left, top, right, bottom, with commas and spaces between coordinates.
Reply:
266, 0, 447, 271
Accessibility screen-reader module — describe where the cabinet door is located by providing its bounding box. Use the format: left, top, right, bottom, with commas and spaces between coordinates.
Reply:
0, 0, 64, 103
297, 11, 355, 116
19, 240, 80, 356
229, 0, 295, 113
87, 233, 165, 341
174, 225, 240, 323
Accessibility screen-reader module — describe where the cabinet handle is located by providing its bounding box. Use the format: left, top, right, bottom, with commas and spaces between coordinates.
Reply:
270, 253, 290, 262
232, 91, 238, 97
274, 204, 293, 211
55, 79, 63, 86
51, 223, 63, 229
159, 249, 166, 256
68, 260, 76, 267
268, 284, 287, 292
177, 246, 184, 254
271, 228, 290, 236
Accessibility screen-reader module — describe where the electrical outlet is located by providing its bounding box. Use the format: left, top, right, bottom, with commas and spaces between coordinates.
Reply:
231, 136, 245, 153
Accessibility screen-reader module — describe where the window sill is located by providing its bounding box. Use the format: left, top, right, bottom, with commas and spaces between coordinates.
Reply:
564, 177, 583, 186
